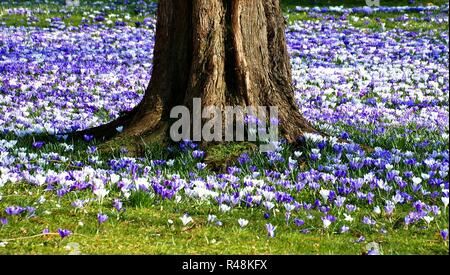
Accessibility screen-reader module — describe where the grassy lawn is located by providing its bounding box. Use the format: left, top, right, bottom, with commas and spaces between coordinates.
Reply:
1, 183, 446, 254
1, 210, 446, 255
1, 0, 448, 32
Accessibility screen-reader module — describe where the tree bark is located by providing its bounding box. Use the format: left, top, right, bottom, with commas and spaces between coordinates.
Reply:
74, 0, 319, 147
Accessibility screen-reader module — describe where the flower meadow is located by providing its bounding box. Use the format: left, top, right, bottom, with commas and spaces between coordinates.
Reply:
0, 1, 448, 254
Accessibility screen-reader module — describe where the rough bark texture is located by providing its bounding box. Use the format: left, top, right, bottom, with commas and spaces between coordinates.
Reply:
74, 0, 319, 147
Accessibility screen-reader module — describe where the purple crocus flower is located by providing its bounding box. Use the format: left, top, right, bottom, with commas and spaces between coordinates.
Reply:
300, 229, 310, 234
346, 204, 357, 212
196, 163, 207, 170
56, 189, 68, 198
355, 236, 366, 243
58, 229, 72, 239
294, 218, 305, 227
86, 146, 97, 154
5, 206, 25, 216
26, 207, 36, 216
441, 229, 448, 241
94, 15, 105, 22
83, 134, 94, 142
310, 153, 320, 161
192, 150, 205, 159
285, 212, 291, 224
0, 218, 8, 225
266, 223, 276, 238
340, 131, 350, 139
113, 199, 123, 212
238, 153, 250, 165
362, 216, 376, 226
97, 213, 108, 224
335, 196, 346, 208
71, 199, 85, 208
32, 141, 45, 149
384, 201, 395, 216
42, 228, 50, 235
340, 225, 350, 233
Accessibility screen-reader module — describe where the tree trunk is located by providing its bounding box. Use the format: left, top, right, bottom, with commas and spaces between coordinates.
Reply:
74, 0, 319, 148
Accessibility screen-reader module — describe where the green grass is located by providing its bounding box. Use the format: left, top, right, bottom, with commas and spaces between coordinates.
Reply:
1, 213, 446, 254
0, 181, 447, 254
1, 0, 447, 33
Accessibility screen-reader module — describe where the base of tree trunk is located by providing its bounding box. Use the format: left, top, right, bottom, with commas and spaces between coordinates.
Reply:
70, 0, 327, 156
98, 120, 171, 157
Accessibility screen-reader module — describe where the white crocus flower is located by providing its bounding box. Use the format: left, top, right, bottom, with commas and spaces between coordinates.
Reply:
423, 216, 434, 224
35, 174, 46, 186
175, 195, 182, 204
180, 214, 193, 226
442, 197, 449, 208
412, 177, 422, 186
110, 174, 120, 184
93, 188, 109, 202
207, 215, 217, 223
37, 196, 46, 204
263, 201, 275, 211
344, 213, 354, 223
219, 204, 231, 212
319, 189, 330, 202
373, 206, 381, 215
238, 219, 249, 228
323, 219, 332, 229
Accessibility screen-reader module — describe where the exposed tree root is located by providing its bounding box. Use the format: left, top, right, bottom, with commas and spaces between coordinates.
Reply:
68, 103, 141, 141
94, 121, 170, 156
